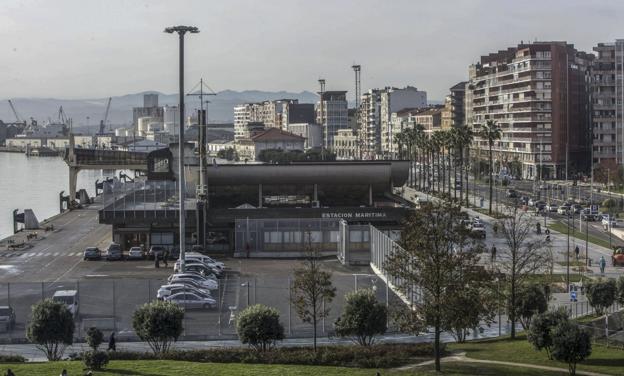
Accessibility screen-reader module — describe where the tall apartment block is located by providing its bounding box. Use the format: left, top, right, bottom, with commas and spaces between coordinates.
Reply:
591, 40, 624, 167
466, 41, 593, 179
358, 89, 382, 159
316, 91, 348, 149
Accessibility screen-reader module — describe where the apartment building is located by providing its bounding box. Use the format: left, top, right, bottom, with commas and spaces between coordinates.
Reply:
466, 41, 593, 179
592, 40, 624, 167
358, 89, 382, 159
380, 87, 427, 158
234, 99, 305, 141
334, 128, 359, 160
316, 91, 349, 150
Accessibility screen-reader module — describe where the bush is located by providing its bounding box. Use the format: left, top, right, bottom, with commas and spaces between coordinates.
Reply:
236, 304, 285, 352
132, 300, 184, 356
83, 350, 109, 370
335, 289, 387, 346
0, 354, 26, 363
586, 279, 616, 315
527, 308, 569, 360
104, 343, 441, 368
26, 299, 75, 361
551, 321, 592, 376
86, 327, 104, 351
615, 276, 624, 305
514, 284, 548, 330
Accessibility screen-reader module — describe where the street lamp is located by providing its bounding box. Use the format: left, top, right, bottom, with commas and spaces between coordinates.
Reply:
164, 25, 199, 273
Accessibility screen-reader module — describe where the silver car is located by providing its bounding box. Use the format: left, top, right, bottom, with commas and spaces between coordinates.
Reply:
157, 283, 212, 300
165, 292, 217, 309
169, 274, 218, 290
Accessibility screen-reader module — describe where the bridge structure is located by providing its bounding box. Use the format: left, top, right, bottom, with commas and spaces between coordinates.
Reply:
63, 136, 148, 204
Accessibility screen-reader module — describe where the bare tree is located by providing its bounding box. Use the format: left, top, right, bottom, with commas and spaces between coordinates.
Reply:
497, 206, 551, 339
290, 240, 336, 352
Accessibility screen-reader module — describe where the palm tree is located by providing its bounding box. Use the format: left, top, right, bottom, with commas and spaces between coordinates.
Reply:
478, 120, 502, 214
450, 125, 474, 207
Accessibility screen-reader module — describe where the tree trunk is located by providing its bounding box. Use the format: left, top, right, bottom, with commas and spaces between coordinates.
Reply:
510, 274, 516, 339
434, 324, 441, 371
489, 143, 493, 215
313, 315, 317, 352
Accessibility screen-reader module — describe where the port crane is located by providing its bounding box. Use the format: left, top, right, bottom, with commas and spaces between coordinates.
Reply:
99, 97, 112, 135
8, 100, 27, 127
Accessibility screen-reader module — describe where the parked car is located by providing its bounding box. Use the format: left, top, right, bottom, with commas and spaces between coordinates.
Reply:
148, 245, 166, 260
165, 292, 217, 309
572, 204, 583, 214
174, 259, 223, 277
168, 276, 218, 291
52, 290, 79, 317
0, 306, 15, 332
83, 247, 102, 261
182, 263, 219, 279
168, 273, 218, 290
613, 247, 624, 266
157, 283, 213, 300
127, 246, 145, 260
105, 243, 124, 261
519, 196, 529, 205
468, 222, 486, 239
506, 189, 518, 198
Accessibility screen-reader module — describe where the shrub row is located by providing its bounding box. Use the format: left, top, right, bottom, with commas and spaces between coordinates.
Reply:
0, 354, 26, 363
105, 343, 442, 368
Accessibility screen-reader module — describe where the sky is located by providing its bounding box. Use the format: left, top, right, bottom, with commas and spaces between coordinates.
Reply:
0, 0, 622, 101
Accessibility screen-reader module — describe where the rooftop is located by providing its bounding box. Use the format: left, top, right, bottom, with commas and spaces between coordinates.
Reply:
251, 128, 305, 142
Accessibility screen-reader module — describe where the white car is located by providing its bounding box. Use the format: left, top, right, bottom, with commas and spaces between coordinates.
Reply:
557, 206, 570, 215
546, 204, 558, 212
169, 274, 218, 290
602, 215, 617, 228
165, 292, 217, 309
157, 283, 212, 300
174, 258, 223, 274
185, 253, 225, 269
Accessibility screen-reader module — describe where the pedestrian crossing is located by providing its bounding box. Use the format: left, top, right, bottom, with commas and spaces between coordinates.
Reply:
0, 251, 85, 259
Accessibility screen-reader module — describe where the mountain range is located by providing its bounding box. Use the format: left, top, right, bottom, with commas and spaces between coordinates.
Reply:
0, 90, 320, 133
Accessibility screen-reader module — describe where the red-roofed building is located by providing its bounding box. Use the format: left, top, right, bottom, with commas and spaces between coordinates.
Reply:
236, 128, 306, 161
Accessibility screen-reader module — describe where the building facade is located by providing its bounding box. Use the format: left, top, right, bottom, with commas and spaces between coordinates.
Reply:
287, 123, 323, 149
316, 91, 349, 150
380, 86, 427, 158
591, 40, 624, 168
358, 89, 382, 159
466, 41, 593, 179
334, 129, 359, 160
236, 128, 305, 162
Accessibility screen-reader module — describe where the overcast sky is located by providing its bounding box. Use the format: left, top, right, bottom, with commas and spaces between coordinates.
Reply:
0, 0, 622, 101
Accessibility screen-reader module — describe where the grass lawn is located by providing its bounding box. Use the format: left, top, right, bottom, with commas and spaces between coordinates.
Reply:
450, 334, 624, 375
548, 222, 619, 249
0, 360, 582, 376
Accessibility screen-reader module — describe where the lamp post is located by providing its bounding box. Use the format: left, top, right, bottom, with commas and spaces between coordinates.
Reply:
164, 25, 199, 273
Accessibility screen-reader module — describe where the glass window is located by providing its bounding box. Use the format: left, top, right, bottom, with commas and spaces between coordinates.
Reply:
329, 231, 339, 243
350, 230, 362, 242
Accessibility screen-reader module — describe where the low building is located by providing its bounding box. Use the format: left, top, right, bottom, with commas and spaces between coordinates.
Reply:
334, 129, 359, 160
207, 140, 234, 156
99, 158, 412, 259
119, 139, 168, 153
236, 128, 305, 161
287, 123, 323, 149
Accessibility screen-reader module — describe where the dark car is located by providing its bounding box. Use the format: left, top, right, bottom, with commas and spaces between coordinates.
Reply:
83, 247, 102, 261
105, 243, 124, 261
506, 189, 517, 198
0, 306, 15, 332
148, 245, 166, 260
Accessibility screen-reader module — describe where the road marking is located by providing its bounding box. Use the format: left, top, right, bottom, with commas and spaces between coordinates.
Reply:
53, 252, 59, 257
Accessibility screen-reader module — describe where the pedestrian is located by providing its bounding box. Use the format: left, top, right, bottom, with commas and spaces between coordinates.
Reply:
490, 245, 497, 263
163, 249, 169, 267
574, 246, 580, 260
108, 332, 116, 351
60, 370, 68, 376
599, 256, 607, 275
6, 369, 15, 376
154, 252, 160, 268
536, 222, 541, 235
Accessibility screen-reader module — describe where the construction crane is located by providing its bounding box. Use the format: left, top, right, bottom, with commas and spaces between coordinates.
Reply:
8, 100, 26, 126
99, 97, 112, 135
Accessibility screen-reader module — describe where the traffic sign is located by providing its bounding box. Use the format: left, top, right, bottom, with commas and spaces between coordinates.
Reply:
591, 204, 599, 213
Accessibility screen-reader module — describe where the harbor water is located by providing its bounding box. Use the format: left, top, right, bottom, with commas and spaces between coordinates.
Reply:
0, 152, 115, 239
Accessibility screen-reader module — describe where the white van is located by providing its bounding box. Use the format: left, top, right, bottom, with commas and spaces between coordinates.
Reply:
53, 290, 79, 317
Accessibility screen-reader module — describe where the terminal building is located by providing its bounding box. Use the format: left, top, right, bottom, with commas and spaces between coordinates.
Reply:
98, 147, 412, 262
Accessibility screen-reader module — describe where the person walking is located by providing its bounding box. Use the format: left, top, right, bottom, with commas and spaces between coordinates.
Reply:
599, 256, 607, 275
574, 245, 580, 261
536, 222, 541, 235
59, 370, 68, 376
490, 245, 497, 263
108, 332, 116, 351
6, 369, 15, 376
163, 249, 169, 267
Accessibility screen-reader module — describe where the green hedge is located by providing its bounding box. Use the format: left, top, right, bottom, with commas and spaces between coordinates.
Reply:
105, 343, 441, 368
0, 354, 26, 363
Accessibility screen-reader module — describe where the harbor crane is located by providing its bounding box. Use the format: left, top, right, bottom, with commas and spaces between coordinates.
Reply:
8, 100, 26, 127
99, 97, 112, 135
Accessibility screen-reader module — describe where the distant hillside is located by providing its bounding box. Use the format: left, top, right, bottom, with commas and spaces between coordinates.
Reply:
0, 90, 319, 134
